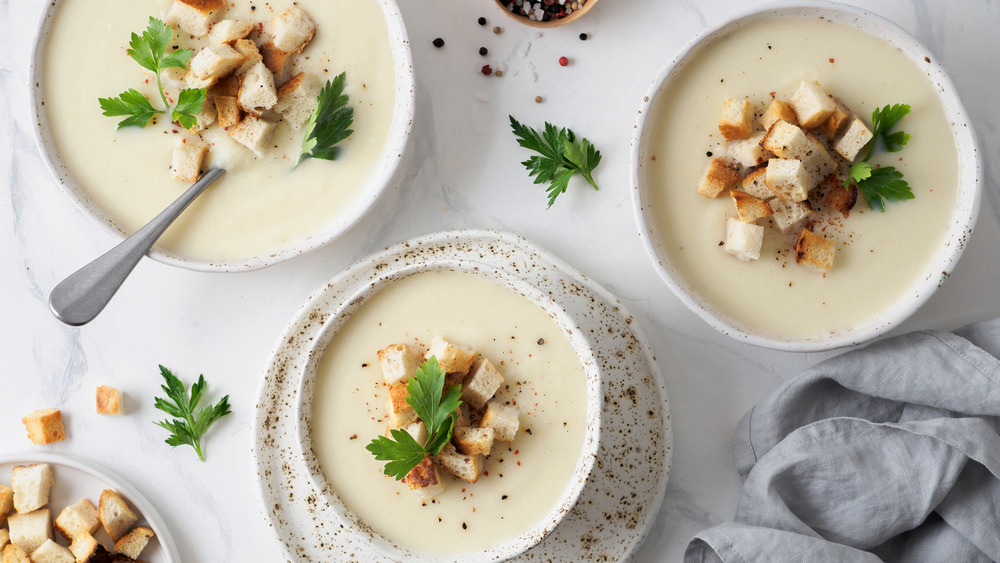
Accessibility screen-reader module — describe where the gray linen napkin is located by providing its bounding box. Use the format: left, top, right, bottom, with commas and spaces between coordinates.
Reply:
685, 318, 1000, 562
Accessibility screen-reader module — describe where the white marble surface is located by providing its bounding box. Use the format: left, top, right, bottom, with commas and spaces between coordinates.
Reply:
2, 0, 998, 561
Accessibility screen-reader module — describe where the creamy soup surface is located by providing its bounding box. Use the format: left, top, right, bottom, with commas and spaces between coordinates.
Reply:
645, 16, 959, 338
311, 271, 588, 554
43, 0, 396, 262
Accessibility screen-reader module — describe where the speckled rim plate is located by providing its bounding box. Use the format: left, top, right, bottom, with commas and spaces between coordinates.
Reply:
0, 451, 180, 562
252, 229, 672, 562
629, 0, 982, 352
28, 0, 415, 272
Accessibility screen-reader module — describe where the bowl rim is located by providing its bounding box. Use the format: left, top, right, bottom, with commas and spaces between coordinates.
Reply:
28, 0, 416, 273
629, 0, 983, 352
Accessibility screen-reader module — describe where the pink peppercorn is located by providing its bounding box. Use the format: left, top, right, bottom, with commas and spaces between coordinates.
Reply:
558, 56, 569, 66
481, 64, 493, 75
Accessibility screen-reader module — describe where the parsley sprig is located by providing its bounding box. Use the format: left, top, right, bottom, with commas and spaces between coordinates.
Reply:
509, 116, 602, 208
153, 365, 232, 462
296, 72, 354, 167
844, 104, 914, 212
366, 357, 462, 481
98, 17, 206, 130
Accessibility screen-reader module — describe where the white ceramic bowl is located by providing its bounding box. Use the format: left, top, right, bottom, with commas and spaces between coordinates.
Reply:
29, 0, 414, 272
630, 1, 981, 352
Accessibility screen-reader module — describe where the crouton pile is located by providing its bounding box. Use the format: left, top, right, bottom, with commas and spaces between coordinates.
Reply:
163, 0, 322, 181
378, 338, 521, 500
0, 465, 154, 562
700, 80, 876, 273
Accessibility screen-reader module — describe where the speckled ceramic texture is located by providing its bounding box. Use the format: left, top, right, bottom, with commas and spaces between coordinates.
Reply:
252, 229, 672, 562
630, 1, 982, 352
28, 0, 415, 272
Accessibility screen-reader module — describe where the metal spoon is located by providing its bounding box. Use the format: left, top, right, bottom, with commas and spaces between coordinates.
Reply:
49, 168, 225, 326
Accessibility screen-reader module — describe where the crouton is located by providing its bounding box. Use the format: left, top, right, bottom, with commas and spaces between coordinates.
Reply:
730, 190, 773, 223
184, 68, 217, 90
727, 131, 771, 168
400, 421, 427, 447
436, 443, 483, 484
833, 117, 874, 161
425, 337, 476, 376
461, 359, 504, 410
213, 96, 241, 129
98, 490, 137, 543
12, 464, 53, 514
453, 427, 495, 457
800, 134, 839, 185
68, 532, 99, 563
210, 73, 242, 98
0, 483, 12, 522
723, 217, 764, 261
789, 81, 836, 129
764, 158, 810, 202
402, 457, 444, 499
795, 229, 836, 272
190, 44, 245, 81
718, 98, 754, 141
274, 73, 318, 130
232, 39, 263, 76
762, 122, 836, 188
207, 19, 254, 44
238, 61, 278, 116
0, 529, 8, 551
385, 384, 417, 429
185, 99, 216, 134
21, 409, 65, 446
697, 158, 741, 198
113, 527, 154, 560
29, 540, 73, 563
825, 184, 858, 216
166, 0, 227, 37
821, 98, 851, 139
480, 401, 519, 442
270, 7, 317, 54
740, 166, 772, 200
260, 41, 290, 75
377, 343, 423, 386
445, 370, 466, 389
54, 499, 99, 541
170, 139, 208, 183
2, 544, 30, 563
760, 99, 798, 130
770, 199, 813, 233
96, 386, 122, 416
227, 114, 276, 158
7, 509, 52, 554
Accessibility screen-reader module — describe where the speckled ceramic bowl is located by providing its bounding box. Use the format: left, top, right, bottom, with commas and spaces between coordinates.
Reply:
630, 1, 981, 352
253, 230, 672, 562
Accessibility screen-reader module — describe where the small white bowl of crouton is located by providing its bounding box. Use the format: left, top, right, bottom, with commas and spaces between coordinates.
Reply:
630, 1, 981, 351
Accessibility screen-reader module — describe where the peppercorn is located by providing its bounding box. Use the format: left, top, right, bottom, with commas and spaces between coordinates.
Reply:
478, 17, 487, 25
534, 96, 543, 103
579, 33, 588, 40
558, 56, 569, 66
479, 47, 488, 56
432, 38, 444, 48
481, 64, 493, 75
493, 26, 502, 34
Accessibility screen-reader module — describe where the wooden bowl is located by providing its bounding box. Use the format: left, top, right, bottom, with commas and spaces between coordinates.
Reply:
493, 0, 597, 28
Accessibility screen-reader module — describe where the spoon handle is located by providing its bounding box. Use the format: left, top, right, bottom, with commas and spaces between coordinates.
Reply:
49, 168, 225, 326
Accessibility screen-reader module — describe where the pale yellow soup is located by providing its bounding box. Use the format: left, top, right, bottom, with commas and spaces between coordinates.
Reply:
644, 16, 958, 339
311, 271, 588, 554
42, 0, 395, 262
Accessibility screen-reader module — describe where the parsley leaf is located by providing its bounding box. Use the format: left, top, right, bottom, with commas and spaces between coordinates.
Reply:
172, 88, 207, 131
366, 357, 462, 481
510, 116, 602, 208
128, 17, 195, 109
296, 72, 354, 167
863, 103, 911, 160
99, 89, 163, 129
153, 365, 232, 461
844, 104, 915, 212
856, 166, 914, 213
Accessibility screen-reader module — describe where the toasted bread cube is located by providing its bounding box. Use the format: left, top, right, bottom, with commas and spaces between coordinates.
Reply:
727, 132, 771, 168
718, 98, 754, 141
795, 229, 836, 272
238, 61, 278, 116
214, 96, 241, 129
274, 73, 319, 130
211, 73, 242, 98
454, 427, 495, 456
185, 98, 216, 134
183, 68, 217, 90
402, 457, 445, 499
29, 539, 73, 563
54, 499, 99, 541
386, 384, 417, 429
95, 386, 122, 416
232, 39, 263, 76
98, 490, 137, 543
765, 158, 810, 202
461, 359, 504, 410
789, 81, 836, 129
480, 401, 519, 442
436, 443, 483, 483
697, 158, 741, 199
190, 44, 244, 81
7, 509, 51, 554
825, 184, 858, 216
227, 115, 276, 158
399, 421, 427, 447
0, 483, 12, 522
260, 41, 290, 75
0, 529, 8, 551
760, 99, 799, 130
21, 409, 65, 445
723, 217, 764, 261
834, 117, 874, 162
761, 120, 811, 160
270, 7, 317, 54
3, 544, 30, 563
425, 337, 476, 376
114, 526, 154, 559
68, 532, 99, 563
770, 199, 813, 233
740, 167, 771, 200
801, 135, 838, 186
207, 19, 254, 44
166, 0, 227, 37
12, 464, 52, 514
170, 139, 208, 183
377, 343, 423, 386
730, 190, 773, 223
821, 98, 851, 139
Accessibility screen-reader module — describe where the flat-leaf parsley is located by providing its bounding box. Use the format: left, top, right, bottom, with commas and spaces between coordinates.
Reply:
509, 116, 602, 208
844, 103, 914, 212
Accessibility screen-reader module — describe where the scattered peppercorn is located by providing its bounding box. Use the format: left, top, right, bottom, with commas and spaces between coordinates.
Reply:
478, 17, 487, 25
479, 47, 488, 56
534, 96, 543, 103
579, 33, 588, 40
493, 26, 502, 34
481, 64, 493, 75
558, 56, 569, 66
432, 37, 444, 48
495, 70, 504, 77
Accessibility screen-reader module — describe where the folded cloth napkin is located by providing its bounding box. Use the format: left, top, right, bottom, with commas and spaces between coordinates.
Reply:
686, 318, 1000, 562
